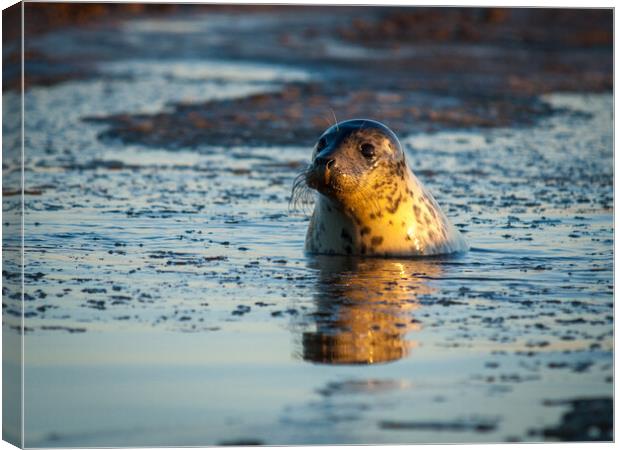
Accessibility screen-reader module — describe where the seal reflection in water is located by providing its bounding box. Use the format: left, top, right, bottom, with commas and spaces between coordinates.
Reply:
292, 119, 468, 256
301, 256, 440, 365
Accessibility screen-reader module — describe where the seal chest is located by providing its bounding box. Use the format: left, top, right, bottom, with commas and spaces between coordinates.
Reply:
297, 119, 468, 257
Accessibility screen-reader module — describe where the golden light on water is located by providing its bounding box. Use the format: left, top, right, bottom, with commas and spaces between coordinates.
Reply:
302, 257, 439, 365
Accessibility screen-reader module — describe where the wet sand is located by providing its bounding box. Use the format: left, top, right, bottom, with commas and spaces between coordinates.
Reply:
2, 6, 613, 445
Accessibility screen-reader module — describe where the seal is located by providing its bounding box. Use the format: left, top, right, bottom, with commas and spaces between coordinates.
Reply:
292, 119, 468, 257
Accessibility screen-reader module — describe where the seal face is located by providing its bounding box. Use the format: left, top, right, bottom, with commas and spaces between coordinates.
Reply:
295, 119, 468, 257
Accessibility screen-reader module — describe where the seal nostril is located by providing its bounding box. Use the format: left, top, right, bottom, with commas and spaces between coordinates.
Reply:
315, 156, 335, 168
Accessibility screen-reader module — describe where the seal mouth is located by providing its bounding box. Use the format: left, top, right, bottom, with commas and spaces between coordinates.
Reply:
306, 164, 340, 196
290, 163, 338, 212
290, 162, 349, 213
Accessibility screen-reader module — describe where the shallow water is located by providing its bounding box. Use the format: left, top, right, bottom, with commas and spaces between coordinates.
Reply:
3, 14, 613, 446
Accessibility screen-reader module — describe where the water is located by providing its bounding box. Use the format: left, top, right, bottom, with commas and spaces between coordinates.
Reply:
3, 13, 613, 447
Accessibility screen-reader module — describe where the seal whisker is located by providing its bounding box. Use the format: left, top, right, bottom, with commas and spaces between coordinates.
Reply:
330, 108, 339, 131
321, 116, 333, 130
289, 167, 315, 216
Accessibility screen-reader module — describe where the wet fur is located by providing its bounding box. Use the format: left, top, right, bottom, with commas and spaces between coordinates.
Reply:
295, 120, 468, 257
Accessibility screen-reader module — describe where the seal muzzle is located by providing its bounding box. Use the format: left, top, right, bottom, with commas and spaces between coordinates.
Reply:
307, 156, 337, 193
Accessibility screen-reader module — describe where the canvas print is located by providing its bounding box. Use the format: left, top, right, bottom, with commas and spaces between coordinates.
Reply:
2, 2, 613, 446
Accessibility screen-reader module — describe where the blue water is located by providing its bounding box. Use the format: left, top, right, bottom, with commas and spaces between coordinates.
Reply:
2, 13, 613, 446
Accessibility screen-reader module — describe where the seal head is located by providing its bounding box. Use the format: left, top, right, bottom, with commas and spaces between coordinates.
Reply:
306, 119, 403, 202
299, 119, 468, 257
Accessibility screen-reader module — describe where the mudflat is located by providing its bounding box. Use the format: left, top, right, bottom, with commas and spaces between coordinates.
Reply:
3, 6, 612, 446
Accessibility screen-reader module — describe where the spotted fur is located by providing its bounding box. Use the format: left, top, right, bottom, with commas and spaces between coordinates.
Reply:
303, 119, 468, 257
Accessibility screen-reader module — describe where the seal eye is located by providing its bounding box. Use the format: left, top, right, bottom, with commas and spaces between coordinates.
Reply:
360, 143, 375, 159
317, 138, 327, 151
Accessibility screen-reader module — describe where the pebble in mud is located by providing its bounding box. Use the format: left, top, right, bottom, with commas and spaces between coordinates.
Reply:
530, 398, 612, 441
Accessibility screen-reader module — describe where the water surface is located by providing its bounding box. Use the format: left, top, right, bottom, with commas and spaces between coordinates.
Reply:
2, 12, 613, 446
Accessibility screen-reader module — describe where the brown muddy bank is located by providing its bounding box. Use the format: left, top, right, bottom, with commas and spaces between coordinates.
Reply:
79, 6, 612, 147
5, 6, 612, 146
86, 84, 560, 147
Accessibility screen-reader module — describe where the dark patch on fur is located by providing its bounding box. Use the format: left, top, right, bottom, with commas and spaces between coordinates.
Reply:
360, 226, 371, 236
371, 236, 384, 246
386, 194, 402, 214
413, 204, 421, 220
341, 228, 353, 244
